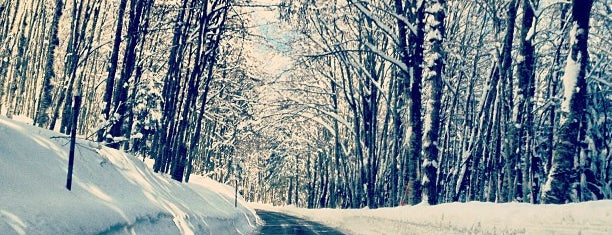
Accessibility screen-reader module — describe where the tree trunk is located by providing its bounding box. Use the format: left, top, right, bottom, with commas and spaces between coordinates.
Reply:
330, 76, 341, 208
35, 0, 63, 128
421, 0, 446, 205
154, 0, 189, 173
394, 0, 425, 206
109, 0, 148, 149
542, 0, 592, 204
455, 0, 518, 201
406, 0, 426, 206
98, 0, 128, 142
515, 0, 538, 203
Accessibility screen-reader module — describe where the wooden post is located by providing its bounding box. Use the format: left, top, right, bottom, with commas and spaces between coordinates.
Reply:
66, 94, 82, 191
235, 177, 238, 208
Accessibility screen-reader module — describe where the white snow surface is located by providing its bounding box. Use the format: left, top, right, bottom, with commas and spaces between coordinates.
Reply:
0, 116, 258, 235
251, 200, 612, 235
560, 23, 582, 121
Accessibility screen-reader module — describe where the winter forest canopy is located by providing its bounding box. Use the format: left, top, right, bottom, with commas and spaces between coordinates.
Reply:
0, 0, 610, 209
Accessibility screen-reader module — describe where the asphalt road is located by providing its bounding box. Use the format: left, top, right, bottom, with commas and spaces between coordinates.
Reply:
256, 210, 345, 235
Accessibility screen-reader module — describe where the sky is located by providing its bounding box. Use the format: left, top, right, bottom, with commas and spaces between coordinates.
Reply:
247, 0, 294, 73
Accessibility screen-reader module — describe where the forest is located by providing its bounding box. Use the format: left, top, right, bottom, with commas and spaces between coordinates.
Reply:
0, 0, 609, 209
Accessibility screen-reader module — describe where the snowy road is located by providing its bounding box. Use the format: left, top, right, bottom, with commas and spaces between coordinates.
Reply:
256, 210, 345, 235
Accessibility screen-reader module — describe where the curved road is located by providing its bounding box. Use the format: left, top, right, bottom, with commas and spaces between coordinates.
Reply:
256, 210, 345, 235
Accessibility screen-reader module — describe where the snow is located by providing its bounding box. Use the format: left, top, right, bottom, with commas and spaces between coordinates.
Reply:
421, 159, 438, 169
560, 24, 582, 123
251, 201, 612, 234
0, 116, 258, 235
131, 132, 144, 139
429, 2, 444, 14
525, 18, 536, 41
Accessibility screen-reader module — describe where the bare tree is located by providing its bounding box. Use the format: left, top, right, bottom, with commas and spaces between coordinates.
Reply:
421, 0, 446, 205
35, 0, 63, 127
98, 0, 128, 141
542, 0, 593, 204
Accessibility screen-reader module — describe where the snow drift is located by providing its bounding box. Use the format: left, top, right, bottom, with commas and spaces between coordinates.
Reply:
252, 199, 612, 234
0, 116, 258, 235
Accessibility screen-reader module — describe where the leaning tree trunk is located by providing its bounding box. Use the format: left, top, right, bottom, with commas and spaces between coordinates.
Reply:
109, 0, 148, 149
154, 0, 190, 174
455, 0, 518, 202
170, 5, 207, 182
35, 0, 63, 128
542, 0, 593, 204
98, 0, 127, 142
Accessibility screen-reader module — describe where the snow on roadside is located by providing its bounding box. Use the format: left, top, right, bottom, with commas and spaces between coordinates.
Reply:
0, 116, 258, 235
251, 200, 612, 235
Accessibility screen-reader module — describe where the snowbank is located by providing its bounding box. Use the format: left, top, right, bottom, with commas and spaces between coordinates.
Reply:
0, 116, 258, 235
251, 200, 612, 234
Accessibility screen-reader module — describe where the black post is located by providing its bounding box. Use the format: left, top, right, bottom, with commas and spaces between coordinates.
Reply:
66, 94, 82, 191
235, 178, 238, 208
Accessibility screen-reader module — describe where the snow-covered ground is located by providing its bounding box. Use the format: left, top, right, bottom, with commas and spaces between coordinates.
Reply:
251, 200, 612, 234
4, 113, 610, 235
0, 116, 259, 235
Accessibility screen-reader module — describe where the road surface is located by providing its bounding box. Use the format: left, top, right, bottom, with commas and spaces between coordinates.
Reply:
256, 210, 345, 235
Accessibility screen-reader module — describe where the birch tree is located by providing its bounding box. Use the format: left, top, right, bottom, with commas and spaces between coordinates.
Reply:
421, 0, 446, 205
542, 0, 593, 204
